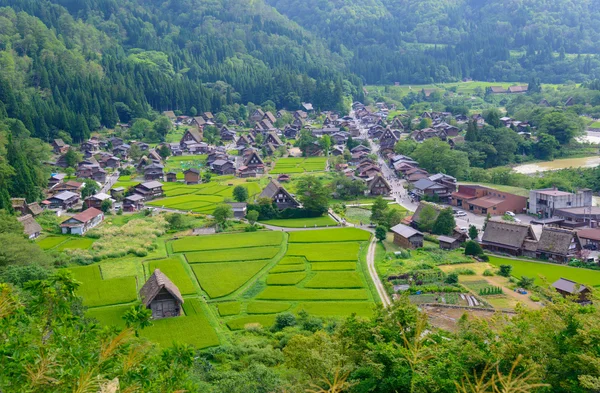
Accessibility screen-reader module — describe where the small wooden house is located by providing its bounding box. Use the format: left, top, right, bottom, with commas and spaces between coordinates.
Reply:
438, 235, 461, 250
166, 172, 177, 182
552, 278, 591, 303
140, 269, 184, 319
184, 168, 201, 184
390, 224, 423, 249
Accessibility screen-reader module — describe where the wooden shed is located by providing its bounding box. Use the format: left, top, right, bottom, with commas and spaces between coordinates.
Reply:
139, 269, 184, 319
438, 235, 461, 250
390, 224, 424, 249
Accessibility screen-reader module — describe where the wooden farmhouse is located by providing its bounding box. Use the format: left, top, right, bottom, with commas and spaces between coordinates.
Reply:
60, 208, 104, 235
391, 224, 424, 249
140, 269, 184, 319
552, 278, 591, 303
259, 179, 300, 210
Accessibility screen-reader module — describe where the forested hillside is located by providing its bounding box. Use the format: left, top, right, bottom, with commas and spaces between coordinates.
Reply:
0, 0, 361, 144
267, 0, 600, 83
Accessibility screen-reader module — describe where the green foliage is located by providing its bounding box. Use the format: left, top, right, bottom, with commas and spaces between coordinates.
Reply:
272, 312, 297, 331
518, 276, 536, 289
246, 210, 259, 225
464, 241, 484, 256
445, 272, 459, 284
483, 269, 494, 277
432, 208, 456, 236
499, 264, 513, 277
81, 178, 99, 199
233, 185, 249, 202
375, 225, 387, 242
226, 315, 277, 330
468, 225, 478, 240
295, 176, 329, 216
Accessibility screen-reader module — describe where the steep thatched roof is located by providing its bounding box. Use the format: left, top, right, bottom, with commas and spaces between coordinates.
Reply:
17, 214, 42, 237
139, 269, 184, 307
412, 202, 443, 225
537, 227, 580, 255
481, 220, 537, 250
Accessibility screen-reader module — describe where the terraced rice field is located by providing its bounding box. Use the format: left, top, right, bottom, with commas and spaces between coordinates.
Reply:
261, 216, 338, 228
270, 157, 327, 174
68, 227, 377, 344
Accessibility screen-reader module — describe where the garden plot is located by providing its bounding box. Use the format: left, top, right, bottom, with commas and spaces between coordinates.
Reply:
69, 265, 138, 307
172, 231, 284, 253
287, 242, 361, 261
141, 299, 220, 348
294, 302, 374, 318
192, 260, 270, 298
288, 228, 371, 243
185, 246, 280, 263
146, 257, 197, 295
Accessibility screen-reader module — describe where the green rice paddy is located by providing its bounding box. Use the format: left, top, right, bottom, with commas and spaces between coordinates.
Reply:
192, 260, 270, 298
288, 227, 371, 243
172, 231, 284, 253
270, 157, 327, 174
185, 246, 280, 263
261, 216, 338, 228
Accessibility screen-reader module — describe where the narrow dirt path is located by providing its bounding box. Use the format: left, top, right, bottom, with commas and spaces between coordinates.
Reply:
367, 238, 392, 307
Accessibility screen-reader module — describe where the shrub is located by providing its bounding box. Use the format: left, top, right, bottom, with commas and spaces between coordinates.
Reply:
464, 241, 484, 256
530, 294, 540, 302
271, 312, 297, 331
424, 234, 440, 244
483, 269, 494, 276
453, 268, 476, 275
445, 272, 459, 284
499, 264, 513, 277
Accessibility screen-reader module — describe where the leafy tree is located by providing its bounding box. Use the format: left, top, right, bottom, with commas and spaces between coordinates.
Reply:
535, 134, 559, 159
464, 120, 479, 142
63, 148, 80, 168
296, 129, 317, 157
203, 126, 221, 145
518, 276, 535, 289
432, 207, 455, 235
129, 143, 143, 161
394, 139, 418, 155
468, 225, 478, 240
213, 203, 233, 229
100, 199, 112, 213
412, 138, 470, 179
81, 178, 99, 199
483, 108, 502, 128
499, 264, 513, 277
123, 302, 153, 337
159, 144, 171, 159
375, 225, 387, 242
445, 272, 459, 284
464, 240, 484, 256
272, 312, 297, 331
371, 196, 389, 223
246, 210, 259, 225
295, 176, 329, 216
153, 116, 172, 139
539, 111, 584, 145
417, 204, 438, 232
319, 135, 332, 154
0, 210, 23, 234
233, 185, 249, 202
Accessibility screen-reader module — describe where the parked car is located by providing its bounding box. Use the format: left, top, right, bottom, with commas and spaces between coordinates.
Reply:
505, 211, 516, 217
454, 211, 467, 217
459, 227, 468, 233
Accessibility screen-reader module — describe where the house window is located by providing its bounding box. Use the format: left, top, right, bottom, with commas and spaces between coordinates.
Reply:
567, 202, 572, 206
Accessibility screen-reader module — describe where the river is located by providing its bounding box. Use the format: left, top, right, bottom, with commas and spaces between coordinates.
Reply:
513, 156, 600, 174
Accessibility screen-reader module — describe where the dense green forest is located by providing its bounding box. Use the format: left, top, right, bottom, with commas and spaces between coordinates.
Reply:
267, 0, 600, 83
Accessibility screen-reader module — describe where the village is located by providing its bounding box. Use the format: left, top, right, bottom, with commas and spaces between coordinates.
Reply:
7, 91, 600, 348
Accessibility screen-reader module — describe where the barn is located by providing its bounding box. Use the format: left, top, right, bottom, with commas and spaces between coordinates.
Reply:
139, 269, 184, 319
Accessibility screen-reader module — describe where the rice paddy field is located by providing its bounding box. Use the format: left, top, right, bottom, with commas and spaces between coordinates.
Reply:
72, 226, 377, 346
488, 256, 600, 287
270, 157, 328, 174
260, 216, 338, 228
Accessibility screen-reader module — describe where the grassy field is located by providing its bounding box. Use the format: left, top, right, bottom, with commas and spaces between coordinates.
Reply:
270, 157, 327, 174
257, 287, 369, 300
217, 301, 241, 316
266, 272, 307, 285
294, 302, 374, 318
488, 256, 600, 287
287, 242, 361, 261
185, 246, 280, 263
260, 216, 338, 228
226, 315, 277, 330
288, 228, 371, 243
172, 231, 284, 253
192, 260, 270, 298
69, 265, 138, 307
247, 301, 292, 314
304, 272, 363, 288
141, 299, 220, 348
459, 182, 530, 197
146, 257, 197, 295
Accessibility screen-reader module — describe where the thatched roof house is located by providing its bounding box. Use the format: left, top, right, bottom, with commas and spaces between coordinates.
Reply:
259, 179, 300, 210
481, 220, 537, 256
140, 269, 184, 319
536, 227, 581, 263
18, 214, 42, 239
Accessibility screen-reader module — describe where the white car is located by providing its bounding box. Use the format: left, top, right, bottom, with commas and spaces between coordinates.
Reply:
505, 211, 516, 217
454, 211, 467, 217
459, 227, 469, 233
